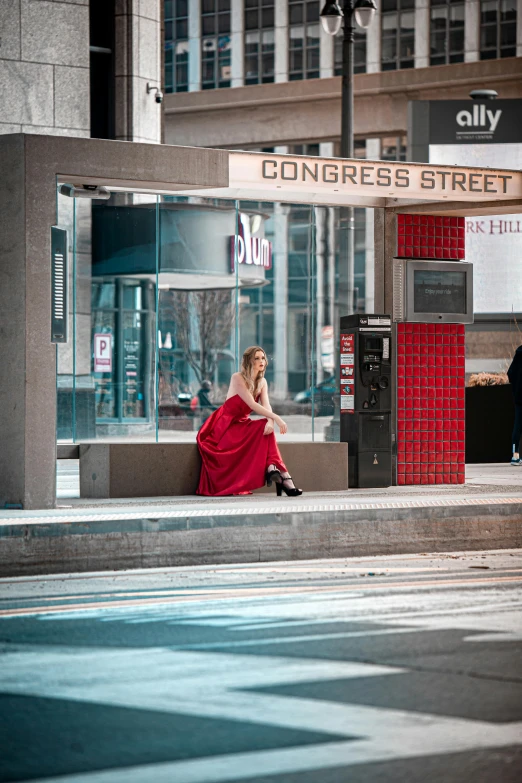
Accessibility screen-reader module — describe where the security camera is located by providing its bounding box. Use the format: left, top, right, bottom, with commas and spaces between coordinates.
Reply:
59, 184, 110, 200
147, 83, 163, 104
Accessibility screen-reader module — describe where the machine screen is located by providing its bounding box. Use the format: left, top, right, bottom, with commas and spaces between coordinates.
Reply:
413, 270, 466, 314
365, 338, 381, 350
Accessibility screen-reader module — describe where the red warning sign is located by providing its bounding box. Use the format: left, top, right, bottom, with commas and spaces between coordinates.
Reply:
340, 333, 354, 354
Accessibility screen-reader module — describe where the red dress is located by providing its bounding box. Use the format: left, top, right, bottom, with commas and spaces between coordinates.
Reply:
196, 394, 288, 496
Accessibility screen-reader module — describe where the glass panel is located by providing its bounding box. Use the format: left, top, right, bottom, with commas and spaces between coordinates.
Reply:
481, 24, 497, 48
500, 0, 517, 19
431, 7, 447, 25
261, 7, 274, 27
58, 186, 361, 450
157, 196, 240, 441
62, 191, 160, 442
450, 4, 465, 24
500, 21, 516, 45
400, 10, 415, 32
382, 13, 398, 32
449, 28, 464, 52
176, 19, 188, 38
480, 0, 497, 23
431, 29, 446, 55
56, 188, 76, 442
245, 9, 258, 29
400, 33, 415, 58
202, 17, 215, 35
289, 5, 303, 25
382, 35, 397, 61
306, 1, 319, 23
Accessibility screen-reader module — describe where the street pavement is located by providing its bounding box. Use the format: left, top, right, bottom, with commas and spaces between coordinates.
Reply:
0, 550, 521, 782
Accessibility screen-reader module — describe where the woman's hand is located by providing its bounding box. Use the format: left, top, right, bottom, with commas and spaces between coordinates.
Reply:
275, 416, 288, 435
263, 420, 274, 436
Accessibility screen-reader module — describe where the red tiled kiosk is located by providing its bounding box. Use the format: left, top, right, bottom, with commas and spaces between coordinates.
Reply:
396, 215, 466, 486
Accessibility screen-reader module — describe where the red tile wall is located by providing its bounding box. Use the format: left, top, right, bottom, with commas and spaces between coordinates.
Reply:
396, 214, 466, 485
397, 214, 465, 260
397, 323, 465, 485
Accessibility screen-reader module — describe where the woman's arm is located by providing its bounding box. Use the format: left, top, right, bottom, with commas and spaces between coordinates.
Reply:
259, 378, 272, 412
260, 379, 274, 435
231, 374, 287, 432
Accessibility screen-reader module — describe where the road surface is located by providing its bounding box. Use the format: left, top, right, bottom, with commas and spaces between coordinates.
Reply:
1, 550, 521, 782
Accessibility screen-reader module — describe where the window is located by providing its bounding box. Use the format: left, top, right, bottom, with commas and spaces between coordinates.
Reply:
380, 135, 407, 161
164, 0, 189, 93
288, 1, 320, 80
430, 0, 465, 65
381, 0, 415, 71
244, 0, 275, 84
201, 0, 232, 89
480, 0, 517, 60
334, 30, 367, 75
288, 143, 320, 156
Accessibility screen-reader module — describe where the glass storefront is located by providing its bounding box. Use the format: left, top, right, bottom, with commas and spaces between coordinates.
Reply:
56, 187, 370, 444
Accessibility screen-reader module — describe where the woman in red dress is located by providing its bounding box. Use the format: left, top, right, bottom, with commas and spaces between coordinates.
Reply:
196, 346, 302, 497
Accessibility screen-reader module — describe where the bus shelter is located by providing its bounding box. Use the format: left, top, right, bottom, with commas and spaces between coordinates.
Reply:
0, 134, 521, 508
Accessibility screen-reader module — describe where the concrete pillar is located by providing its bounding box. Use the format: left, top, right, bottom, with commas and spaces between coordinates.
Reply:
0, 136, 57, 509
465, 0, 480, 62
366, 4, 381, 73
231, 0, 244, 87
115, 0, 162, 143
415, 0, 430, 69
320, 28, 334, 79
373, 206, 397, 318
189, 0, 202, 91
275, 0, 289, 83
365, 138, 381, 314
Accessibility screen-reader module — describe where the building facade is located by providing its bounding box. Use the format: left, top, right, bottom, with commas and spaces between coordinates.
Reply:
0, 1, 521, 455
163, 0, 522, 383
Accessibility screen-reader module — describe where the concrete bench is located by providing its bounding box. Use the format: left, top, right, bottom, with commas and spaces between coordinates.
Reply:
79, 442, 348, 498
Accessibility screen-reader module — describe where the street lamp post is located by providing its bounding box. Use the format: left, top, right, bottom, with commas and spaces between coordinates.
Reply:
320, 0, 377, 159
320, 0, 377, 314
320, 0, 376, 439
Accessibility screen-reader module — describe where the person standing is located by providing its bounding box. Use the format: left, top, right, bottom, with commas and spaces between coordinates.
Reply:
191, 379, 215, 424
507, 345, 522, 465
196, 346, 302, 496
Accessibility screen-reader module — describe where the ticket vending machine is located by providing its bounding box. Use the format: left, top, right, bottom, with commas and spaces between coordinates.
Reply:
340, 314, 393, 488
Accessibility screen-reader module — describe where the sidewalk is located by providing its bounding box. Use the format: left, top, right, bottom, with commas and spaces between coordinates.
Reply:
1, 464, 521, 577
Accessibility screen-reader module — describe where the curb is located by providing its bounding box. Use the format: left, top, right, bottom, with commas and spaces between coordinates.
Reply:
1, 499, 521, 576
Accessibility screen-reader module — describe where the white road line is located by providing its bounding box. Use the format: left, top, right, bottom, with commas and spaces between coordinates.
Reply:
23, 723, 522, 783
4, 646, 522, 783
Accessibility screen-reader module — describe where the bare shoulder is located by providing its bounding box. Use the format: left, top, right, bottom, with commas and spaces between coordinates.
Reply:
260, 377, 268, 390
231, 372, 247, 389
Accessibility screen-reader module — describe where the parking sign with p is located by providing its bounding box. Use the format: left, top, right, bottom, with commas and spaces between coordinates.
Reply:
94, 333, 112, 373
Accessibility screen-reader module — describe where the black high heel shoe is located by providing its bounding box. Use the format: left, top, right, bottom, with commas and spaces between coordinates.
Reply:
276, 477, 303, 497
266, 468, 283, 487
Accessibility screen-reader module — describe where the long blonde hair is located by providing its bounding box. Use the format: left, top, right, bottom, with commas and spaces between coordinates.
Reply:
240, 346, 268, 398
